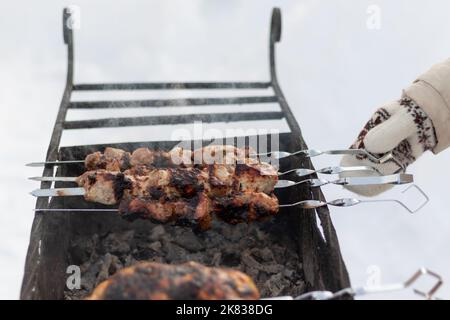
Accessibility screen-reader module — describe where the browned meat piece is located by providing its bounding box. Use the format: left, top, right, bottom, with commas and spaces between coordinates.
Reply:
124, 166, 208, 200
84, 147, 131, 171
118, 192, 212, 230
76, 170, 132, 205
214, 192, 279, 224
130, 147, 190, 167
205, 164, 236, 197
193, 145, 254, 165
168, 146, 194, 166
87, 261, 259, 300
235, 158, 278, 194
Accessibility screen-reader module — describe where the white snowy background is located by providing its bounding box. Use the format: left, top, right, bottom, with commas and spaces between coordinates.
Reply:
0, 0, 449, 299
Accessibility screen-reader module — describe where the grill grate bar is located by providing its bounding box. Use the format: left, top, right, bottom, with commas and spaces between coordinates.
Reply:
69, 96, 278, 109
73, 81, 272, 91
63, 111, 285, 129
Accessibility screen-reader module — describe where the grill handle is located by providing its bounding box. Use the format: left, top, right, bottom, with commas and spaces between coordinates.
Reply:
270, 7, 282, 43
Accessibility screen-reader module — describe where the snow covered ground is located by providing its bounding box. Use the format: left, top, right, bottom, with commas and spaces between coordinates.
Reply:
0, 0, 449, 299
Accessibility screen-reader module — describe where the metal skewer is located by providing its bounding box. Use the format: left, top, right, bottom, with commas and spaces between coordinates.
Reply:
26, 148, 392, 167
256, 148, 393, 163
33, 184, 428, 215
275, 173, 413, 188
278, 165, 381, 177
279, 184, 429, 214
26, 160, 84, 167
29, 165, 382, 182
28, 174, 413, 196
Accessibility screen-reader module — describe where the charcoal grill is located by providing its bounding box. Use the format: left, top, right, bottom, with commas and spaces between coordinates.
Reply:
21, 7, 350, 299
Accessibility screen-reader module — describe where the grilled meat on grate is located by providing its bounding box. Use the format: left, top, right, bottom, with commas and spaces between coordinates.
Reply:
119, 191, 278, 229
75, 166, 279, 229
85, 145, 257, 171
118, 192, 213, 230
213, 192, 279, 225
76, 162, 278, 205
87, 261, 259, 300
85, 147, 131, 171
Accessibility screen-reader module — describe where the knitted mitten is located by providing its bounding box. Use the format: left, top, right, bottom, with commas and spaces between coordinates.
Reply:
340, 97, 437, 196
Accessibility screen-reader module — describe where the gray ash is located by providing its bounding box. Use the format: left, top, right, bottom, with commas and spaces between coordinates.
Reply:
64, 218, 306, 299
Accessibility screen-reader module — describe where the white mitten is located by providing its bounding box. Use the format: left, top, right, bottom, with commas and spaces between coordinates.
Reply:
341, 96, 437, 196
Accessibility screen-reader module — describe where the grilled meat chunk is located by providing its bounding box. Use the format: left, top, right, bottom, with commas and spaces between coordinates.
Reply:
130, 148, 176, 168
214, 192, 279, 224
88, 261, 259, 300
124, 166, 208, 200
85, 147, 131, 171
119, 192, 212, 230
75, 170, 132, 205
235, 159, 278, 194
193, 145, 254, 165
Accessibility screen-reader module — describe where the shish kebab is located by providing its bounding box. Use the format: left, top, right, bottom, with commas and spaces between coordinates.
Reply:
31, 161, 281, 230
28, 145, 414, 230
30, 166, 413, 230
30, 149, 412, 204
27, 146, 381, 177
31, 167, 280, 230
28, 146, 257, 171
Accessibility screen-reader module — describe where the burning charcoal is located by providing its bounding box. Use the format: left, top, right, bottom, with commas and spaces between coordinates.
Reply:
162, 241, 188, 263
65, 208, 307, 300
184, 252, 206, 262
261, 273, 286, 297
124, 255, 138, 267
251, 247, 275, 263
261, 264, 284, 274
80, 260, 103, 292
238, 236, 258, 248
211, 252, 221, 266
101, 230, 134, 255
220, 251, 241, 267
96, 253, 122, 286
289, 280, 307, 298
203, 231, 226, 249
148, 225, 165, 241
283, 268, 295, 279
220, 223, 248, 242
271, 245, 287, 263
250, 226, 267, 242
241, 250, 262, 270
147, 241, 162, 252
173, 230, 205, 252
70, 234, 98, 265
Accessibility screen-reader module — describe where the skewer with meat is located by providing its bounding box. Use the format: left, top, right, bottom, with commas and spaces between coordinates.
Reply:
84, 147, 131, 171
84, 145, 258, 171
88, 261, 260, 300
74, 168, 279, 229
118, 192, 213, 230
213, 192, 279, 225
75, 162, 278, 205
119, 191, 279, 229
